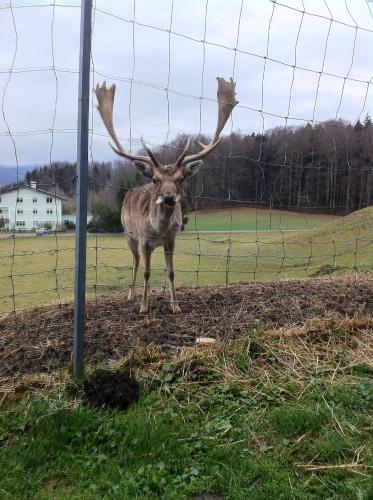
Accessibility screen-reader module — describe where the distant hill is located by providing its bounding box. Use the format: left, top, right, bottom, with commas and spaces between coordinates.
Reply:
274, 205, 373, 276
0, 164, 38, 185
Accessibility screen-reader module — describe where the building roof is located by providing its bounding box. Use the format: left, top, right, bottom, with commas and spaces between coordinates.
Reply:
0, 185, 68, 201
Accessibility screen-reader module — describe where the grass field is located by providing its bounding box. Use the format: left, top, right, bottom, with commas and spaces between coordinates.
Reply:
0, 206, 372, 315
185, 206, 338, 231
1, 321, 372, 499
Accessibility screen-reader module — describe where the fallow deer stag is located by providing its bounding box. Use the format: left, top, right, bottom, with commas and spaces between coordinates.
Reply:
95, 77, 238, 313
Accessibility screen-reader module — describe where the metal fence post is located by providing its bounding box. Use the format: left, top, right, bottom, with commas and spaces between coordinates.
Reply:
73, 0, 92, 378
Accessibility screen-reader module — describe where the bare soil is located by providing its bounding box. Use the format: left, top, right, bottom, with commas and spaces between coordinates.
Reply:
1, 274, 372, 383
83, 369, 140, 410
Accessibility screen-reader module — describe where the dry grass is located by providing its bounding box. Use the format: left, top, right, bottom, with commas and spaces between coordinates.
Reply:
1, 312, 372, 401
259, 318, 373, 379
0, 272, 372, 384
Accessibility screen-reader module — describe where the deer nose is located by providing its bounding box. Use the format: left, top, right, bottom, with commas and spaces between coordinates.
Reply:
163, 193, 176, 205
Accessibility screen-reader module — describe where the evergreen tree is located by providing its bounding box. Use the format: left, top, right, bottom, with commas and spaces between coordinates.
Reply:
115, 176, 132, 210
364, 113, 372, 128
354, 120, 363, 132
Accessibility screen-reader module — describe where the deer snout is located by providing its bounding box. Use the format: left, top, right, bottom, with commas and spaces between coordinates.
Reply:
163, 193, 176, 206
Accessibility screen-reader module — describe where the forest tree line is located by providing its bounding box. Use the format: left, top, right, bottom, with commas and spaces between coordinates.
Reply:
22, 115, 373, 230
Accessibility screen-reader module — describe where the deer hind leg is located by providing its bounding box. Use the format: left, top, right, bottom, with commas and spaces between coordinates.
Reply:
127, 238, 139, 301
164, 240, 181, 314
140, 243, 153, 313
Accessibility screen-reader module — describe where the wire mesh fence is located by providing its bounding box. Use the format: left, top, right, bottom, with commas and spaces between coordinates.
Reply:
0, 1, 373, 372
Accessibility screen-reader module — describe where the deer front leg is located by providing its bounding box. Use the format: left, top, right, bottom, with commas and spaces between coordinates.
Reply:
127, 238, 139, 301
164, 240, 181, 314
140, 243, 152, 313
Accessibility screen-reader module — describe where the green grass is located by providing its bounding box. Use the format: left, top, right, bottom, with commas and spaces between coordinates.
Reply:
1, 335, 372, 499
185, 206, 338, 231
0, 206, 372, 315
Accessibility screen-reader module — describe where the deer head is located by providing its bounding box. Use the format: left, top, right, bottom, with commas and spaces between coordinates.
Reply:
95, 77, 238, 208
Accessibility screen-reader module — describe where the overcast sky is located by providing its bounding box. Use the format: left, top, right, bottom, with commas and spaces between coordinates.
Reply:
1, 0, 373, 165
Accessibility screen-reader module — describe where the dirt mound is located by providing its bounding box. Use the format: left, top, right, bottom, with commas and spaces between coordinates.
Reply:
83, 369, 140, 410
0, 273, 372, 383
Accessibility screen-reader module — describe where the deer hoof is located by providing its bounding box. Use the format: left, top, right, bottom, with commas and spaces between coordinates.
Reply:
171, 303, 181, 314
140, 303, 149, 313
127, 291, 135, 301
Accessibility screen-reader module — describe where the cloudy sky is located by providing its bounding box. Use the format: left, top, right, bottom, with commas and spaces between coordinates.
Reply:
1, 0, 373, 165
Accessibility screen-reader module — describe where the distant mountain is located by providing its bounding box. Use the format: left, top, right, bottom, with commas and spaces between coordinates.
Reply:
0, 164, 39, 186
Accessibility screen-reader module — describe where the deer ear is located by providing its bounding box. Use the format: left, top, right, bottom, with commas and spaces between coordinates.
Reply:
134, 160, 154, 179
182, 160, 203, 179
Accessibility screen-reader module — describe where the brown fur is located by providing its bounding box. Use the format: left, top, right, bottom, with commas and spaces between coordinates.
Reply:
122, 165, 186, 314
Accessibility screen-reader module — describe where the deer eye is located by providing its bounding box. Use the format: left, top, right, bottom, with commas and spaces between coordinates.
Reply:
174, 175, 184, 183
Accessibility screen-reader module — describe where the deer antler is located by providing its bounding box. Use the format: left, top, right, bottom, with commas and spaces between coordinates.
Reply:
175, 138, 191, 167
95, 82, 160, 168
176, 77, 238, 167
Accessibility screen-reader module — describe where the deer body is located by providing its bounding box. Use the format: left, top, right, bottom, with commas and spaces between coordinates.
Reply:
122, 184, 182, 247
95, 77, 238, 313
122, 167, 184, 313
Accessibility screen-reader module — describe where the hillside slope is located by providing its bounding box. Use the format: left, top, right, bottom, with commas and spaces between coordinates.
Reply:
245, 206, 373, 277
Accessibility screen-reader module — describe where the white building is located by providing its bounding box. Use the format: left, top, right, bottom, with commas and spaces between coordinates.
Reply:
0, 182, 66, 231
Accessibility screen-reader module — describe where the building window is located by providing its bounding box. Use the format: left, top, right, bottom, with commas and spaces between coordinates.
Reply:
46, 209, 53, 214
0, 209, 2, 214
17, 209, 23, 214
46, 197, 53, 203
33, 209, 37, 214
33, 197, 37, 203
17, 197, 23, 203
16, 221, 25, 226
